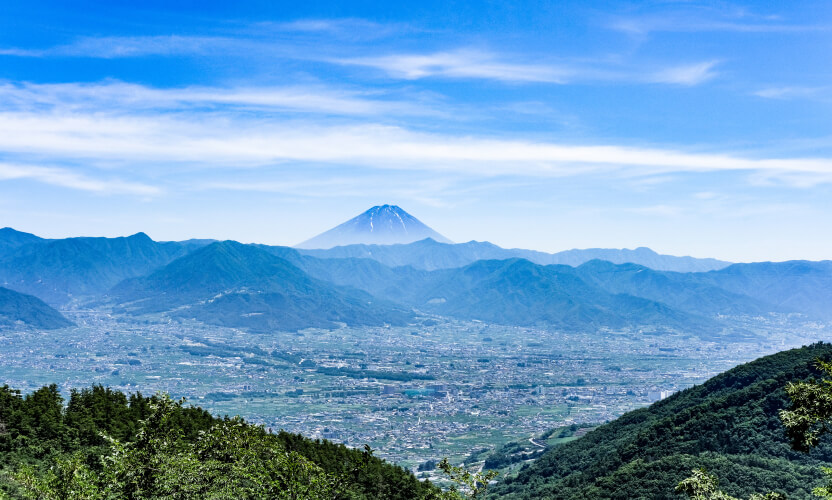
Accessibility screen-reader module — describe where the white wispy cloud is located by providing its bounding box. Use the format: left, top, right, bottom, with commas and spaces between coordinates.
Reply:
0, 35, 242, 59
754, 86, 829, 100
336, 48, 722, 87
0, 107, 830, 186
0, 162, 160, 195
0, 19, 407, 59
609, 8, 830, 37
0, 81, 450, 118
0, 32, 721, 88
337, 49, 572, 83
648, 61, 720, 86
273, 18, 411, 39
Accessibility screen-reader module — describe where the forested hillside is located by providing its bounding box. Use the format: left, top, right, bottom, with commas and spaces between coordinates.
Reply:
490, 342, 832, 499
106, 241, 415, 332
0, 286, 73, 329
0, 384, 435, 499
0, 232, 199, 305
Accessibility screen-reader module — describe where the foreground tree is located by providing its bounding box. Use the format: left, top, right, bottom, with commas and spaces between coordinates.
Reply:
425, 458, 498, 500
12, 394, 353, 499
780, 358, 832, 498
7, 390, 494, 499
678, 356, 832, 499
675, 468, 784, 500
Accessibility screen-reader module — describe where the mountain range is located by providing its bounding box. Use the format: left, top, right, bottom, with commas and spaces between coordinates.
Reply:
295, 256, 720, 333
0, 209, 829, 335
0, 229, 201, 305
294, 206, 730, 272
106, 241, 414, 332
299, 237, 731, 273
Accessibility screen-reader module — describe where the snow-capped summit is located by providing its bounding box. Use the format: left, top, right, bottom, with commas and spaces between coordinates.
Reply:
296, 205, 452, 249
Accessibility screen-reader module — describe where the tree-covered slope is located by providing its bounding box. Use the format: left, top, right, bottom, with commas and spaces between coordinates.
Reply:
0, 384, 435, 499
701, 261, 832, 320
294, 256, 721, 334
575, 260, 778, 317
411, 259, 720, 333
108, 241, 414, 332
490, 342, 832, 499
0, 232, 194, 305
0, 286, 73, 329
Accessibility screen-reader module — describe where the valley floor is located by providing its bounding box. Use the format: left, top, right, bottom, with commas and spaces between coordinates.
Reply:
1, 312, 829, 474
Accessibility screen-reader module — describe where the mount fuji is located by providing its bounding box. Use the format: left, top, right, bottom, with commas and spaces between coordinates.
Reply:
296, 205, 452, 249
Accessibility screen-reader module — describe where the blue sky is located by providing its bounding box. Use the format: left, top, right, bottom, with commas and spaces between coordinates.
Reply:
0, 0, 830, 261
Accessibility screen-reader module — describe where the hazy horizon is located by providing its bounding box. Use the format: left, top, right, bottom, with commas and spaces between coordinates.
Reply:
0, 209, 800, 264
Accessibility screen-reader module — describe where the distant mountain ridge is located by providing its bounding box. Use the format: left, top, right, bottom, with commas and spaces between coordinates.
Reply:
0, 232, 202, 305
291, 253, 832, 334
406, 258, 722, 334
293, 255, 725, 335
106, 241, 414, 332
2, 226, 830, 336
701, 261, 832, 320
0, 227, 46, 253
296, 205, 452, 249
299, 238, 731, 273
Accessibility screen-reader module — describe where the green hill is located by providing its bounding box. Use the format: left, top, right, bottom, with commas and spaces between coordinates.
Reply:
0, 232, 195, 305
574, 259, 778, 317
409, 258, 720, 333
107, 241, 415, 332
702, 261, 832, 320
0, 286, 73, 329
294, 255, 722, 334
490, 342, 832, 499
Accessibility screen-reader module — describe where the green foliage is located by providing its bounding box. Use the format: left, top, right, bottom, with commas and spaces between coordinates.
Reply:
272, 434, 435, 499
12, 453, 100, 500
780, 359, 832, 453
0, 384, 436, 499
674, 353, 832, 500
676, 468, 740, 500
0, 286, 72, 329
11, 394, 342, 499
491, 342, 832, 499
778, 358, 832, 499
672, 354, 832, 500
813, 466, 832, 499
424, 459, 498, 500
109, 240, 414, 331
675, 468, 785, 500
